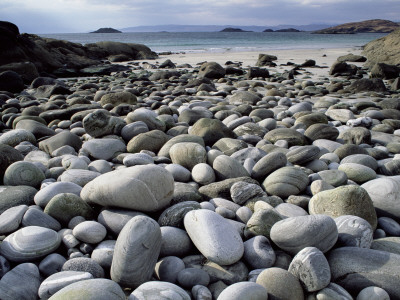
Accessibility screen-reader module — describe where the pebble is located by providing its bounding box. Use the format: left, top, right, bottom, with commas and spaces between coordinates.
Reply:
256, 267, 304, 300
288, 246, 331, 292
309, 185, 378, 229
0, 226, 61, 262
0, 263, 40, 300
217, 282, 268, 300
184, 209, 244, 265
49, 278, 125, 300
72, 220, 107, 244
155, 256, 185, 283
111, 215, 161, 288
335, 215, 373, 248
81, 165, 174, 212
270, 214, 338, 254
62, 257, 104, 278
38, 270, 93, 299
3, 46, 400, 299
129, 281, 190, 300
329, 247, 400, 298
243, 235, 276, 269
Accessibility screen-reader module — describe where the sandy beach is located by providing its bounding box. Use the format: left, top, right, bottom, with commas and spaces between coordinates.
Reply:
136, 47, 365, 80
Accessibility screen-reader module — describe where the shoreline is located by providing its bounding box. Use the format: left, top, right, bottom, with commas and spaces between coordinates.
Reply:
136, 47, 365, 80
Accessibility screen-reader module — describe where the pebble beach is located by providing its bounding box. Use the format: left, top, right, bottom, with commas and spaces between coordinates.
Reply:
1, 42, 400, 300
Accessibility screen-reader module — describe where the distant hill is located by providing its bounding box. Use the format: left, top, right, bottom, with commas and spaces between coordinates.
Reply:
121, 24, 337, 32
91, 28, 122, 33
220, 27, 252, 32
313, 19, 399, 34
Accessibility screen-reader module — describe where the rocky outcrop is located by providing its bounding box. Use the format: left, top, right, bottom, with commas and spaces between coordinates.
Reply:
362, 29, 400, 67
0, 21, 157, 80
313, 19, 399, 34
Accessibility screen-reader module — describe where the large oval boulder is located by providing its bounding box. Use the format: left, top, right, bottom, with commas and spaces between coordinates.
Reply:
81, 165, 174, 212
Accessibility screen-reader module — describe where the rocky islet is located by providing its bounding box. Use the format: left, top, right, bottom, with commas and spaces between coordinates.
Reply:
0, 22, 400, 300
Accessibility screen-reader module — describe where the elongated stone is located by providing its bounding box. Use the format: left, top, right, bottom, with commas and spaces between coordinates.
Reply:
111, 216, 161, 288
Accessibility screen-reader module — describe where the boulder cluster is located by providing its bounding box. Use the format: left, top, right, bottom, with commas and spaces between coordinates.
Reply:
0, 22, 400, 300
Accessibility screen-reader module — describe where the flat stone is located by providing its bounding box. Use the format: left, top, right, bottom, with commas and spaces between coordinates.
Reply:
0, 226, 61, 262
0, 129, 36, 147
212, 155, 249, 180
371, 237, 400, 255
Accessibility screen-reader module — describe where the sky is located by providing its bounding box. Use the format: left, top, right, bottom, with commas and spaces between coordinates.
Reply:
1, 0, 399, 33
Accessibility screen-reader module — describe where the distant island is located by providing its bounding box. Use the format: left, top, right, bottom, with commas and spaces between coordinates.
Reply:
313, 19, 399, 34
263, 28, 301, 32
90, 28, 122, 33
220, 27, 252, 32
275, 28, 301, 32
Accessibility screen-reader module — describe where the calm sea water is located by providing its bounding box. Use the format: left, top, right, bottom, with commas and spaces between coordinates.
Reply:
39, 32, 386, 54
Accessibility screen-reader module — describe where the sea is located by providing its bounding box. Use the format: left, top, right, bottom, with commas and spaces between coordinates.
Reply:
39, 31, 387, 54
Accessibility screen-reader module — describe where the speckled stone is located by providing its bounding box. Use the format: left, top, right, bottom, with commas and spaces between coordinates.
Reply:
288, 246, 331, 292
309, 185, 378, 230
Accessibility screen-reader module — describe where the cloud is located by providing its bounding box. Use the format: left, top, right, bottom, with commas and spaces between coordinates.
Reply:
0, 0, 398, 33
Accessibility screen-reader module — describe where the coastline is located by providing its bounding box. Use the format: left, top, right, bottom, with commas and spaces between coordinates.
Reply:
139, 47, 365, 79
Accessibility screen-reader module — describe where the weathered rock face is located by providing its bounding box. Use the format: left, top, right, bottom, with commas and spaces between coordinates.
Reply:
363, 28, 400, 67
0, 21, 157, 78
